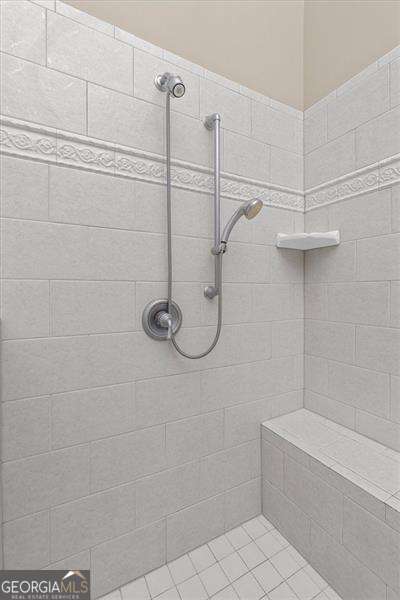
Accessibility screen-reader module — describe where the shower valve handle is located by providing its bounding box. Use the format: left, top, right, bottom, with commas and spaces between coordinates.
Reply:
155, 311, 173, 339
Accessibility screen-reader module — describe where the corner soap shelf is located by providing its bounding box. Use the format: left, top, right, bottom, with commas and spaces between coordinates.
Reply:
276, 230, 340, 250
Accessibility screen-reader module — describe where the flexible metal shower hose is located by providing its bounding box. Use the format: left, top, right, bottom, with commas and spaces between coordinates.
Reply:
166, 94, 223, 359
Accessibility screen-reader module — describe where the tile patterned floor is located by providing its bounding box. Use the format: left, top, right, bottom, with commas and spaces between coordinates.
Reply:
100, 515, 343, 600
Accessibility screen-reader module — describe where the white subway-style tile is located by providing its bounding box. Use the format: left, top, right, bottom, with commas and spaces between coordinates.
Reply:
1, 53, 86, 133
251, 102, 302, 154
327, 67, 389, 140
390, 58, 400, 107
3, 511, 50, 569
223, 130, 270, 182
2, 219, 167, 281
88, 83, 164, 153
304, 106, 327, 154
200, 79, 251, 136
327, 282, 389, 326
47, 12, 133, 94
0, 0, 46, 64
356, 105, 400, 168
50, 483, 136, 562
270, 147, 303, 190
357, 234, 400, 282
166, 495, 225, 562
51, 281, 135, 335
2, 396, 50, 460
90, 425, 166, 492
49, 166, 136, 230
135, 372, 201, 428
166, 411, 224, 467
328, 189, 391, 241
1, 280, 50, 339
305, 132, 355, 189
327, 361, 390, 418
355, 410, 400, 451
356, 326, 400, 376
3, 444, 90, 520
305, 320, 355, 363
1, 156, 48, 221
91, 521, 166, 597
51, 383, 135, 448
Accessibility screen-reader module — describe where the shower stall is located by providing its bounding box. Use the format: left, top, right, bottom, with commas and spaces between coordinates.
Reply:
0, 1, 399, 600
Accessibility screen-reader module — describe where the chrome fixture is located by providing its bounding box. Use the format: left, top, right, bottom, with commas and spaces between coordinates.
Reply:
142, 299, 182, 341
142, 72, 263, 357
221, 199, 263, 245
154, 72, 186, 98
203, 112, 222, 300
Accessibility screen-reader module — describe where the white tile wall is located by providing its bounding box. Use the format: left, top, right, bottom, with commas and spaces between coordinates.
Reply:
304, 47, 400, 454
2, 1, 400, 596
0, 0, 46, 64
47, 11, 133, 94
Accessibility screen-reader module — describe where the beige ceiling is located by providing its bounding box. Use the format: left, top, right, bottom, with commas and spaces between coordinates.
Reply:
65, 0, 400, 110
304, 0, 400, 108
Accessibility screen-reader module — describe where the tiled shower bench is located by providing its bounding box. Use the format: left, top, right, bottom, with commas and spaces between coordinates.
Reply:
261, 409, 400, 600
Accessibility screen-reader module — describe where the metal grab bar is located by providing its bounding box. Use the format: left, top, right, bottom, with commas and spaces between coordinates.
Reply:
204, 112, 223, 300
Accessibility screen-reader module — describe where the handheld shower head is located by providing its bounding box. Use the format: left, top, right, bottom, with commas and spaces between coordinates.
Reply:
155, 72, 186, 98
221, 198, 263, 245
243, 198, 263, 220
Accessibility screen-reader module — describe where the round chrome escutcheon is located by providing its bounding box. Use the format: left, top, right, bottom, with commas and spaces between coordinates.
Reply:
142, 299, 182, 340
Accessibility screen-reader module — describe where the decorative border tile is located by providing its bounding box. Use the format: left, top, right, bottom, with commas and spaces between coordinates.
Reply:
305, 155, 400, 211
2, 115, 399, 214
0, 115, 304, 212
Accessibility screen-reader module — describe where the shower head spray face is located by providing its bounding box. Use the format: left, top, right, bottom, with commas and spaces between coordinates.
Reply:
221, 198, 263, 245
155, 72, 186, 98
244, 198, 263, 219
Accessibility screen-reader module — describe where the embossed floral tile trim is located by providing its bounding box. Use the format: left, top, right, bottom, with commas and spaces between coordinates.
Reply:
0, 115, 304, 212
2, 115, 399, 213
305, 156, 400, 211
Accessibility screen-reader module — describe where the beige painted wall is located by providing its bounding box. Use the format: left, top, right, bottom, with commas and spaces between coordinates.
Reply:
64, 0, 304, 109
304, 0, 400, 108
65, 0, 400, 109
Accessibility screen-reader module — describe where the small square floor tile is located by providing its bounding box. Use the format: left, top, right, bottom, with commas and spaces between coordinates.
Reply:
287, 568, 321, 600
226, 526, 252, 550
220, 552, 248, 582
232, 572, 264, 600
271, 530, 290, 549
303, 565, 328, 590
156, 588, 180, 600
121, 577, 149, 600
99, 592, 121, 600
270, 548, 302, 579
189, 544, 216, 572
211, 584, 239, 599
145, 566, 173, 598
242, 517, 267, 540
287, 546, 307, 568
168, 555, 196, 585
257, 515, 275, 531
255, 531, 285, 558
324, 586, 343, 600
199, 563, 229, 596
251, 560, 283, 593
238, 542, 266, 569
177, 575, 208, 600
268, 582, 299, 600
208, 535, 235, 560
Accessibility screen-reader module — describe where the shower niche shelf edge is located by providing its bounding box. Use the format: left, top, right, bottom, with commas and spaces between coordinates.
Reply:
276, 230, 340, 250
